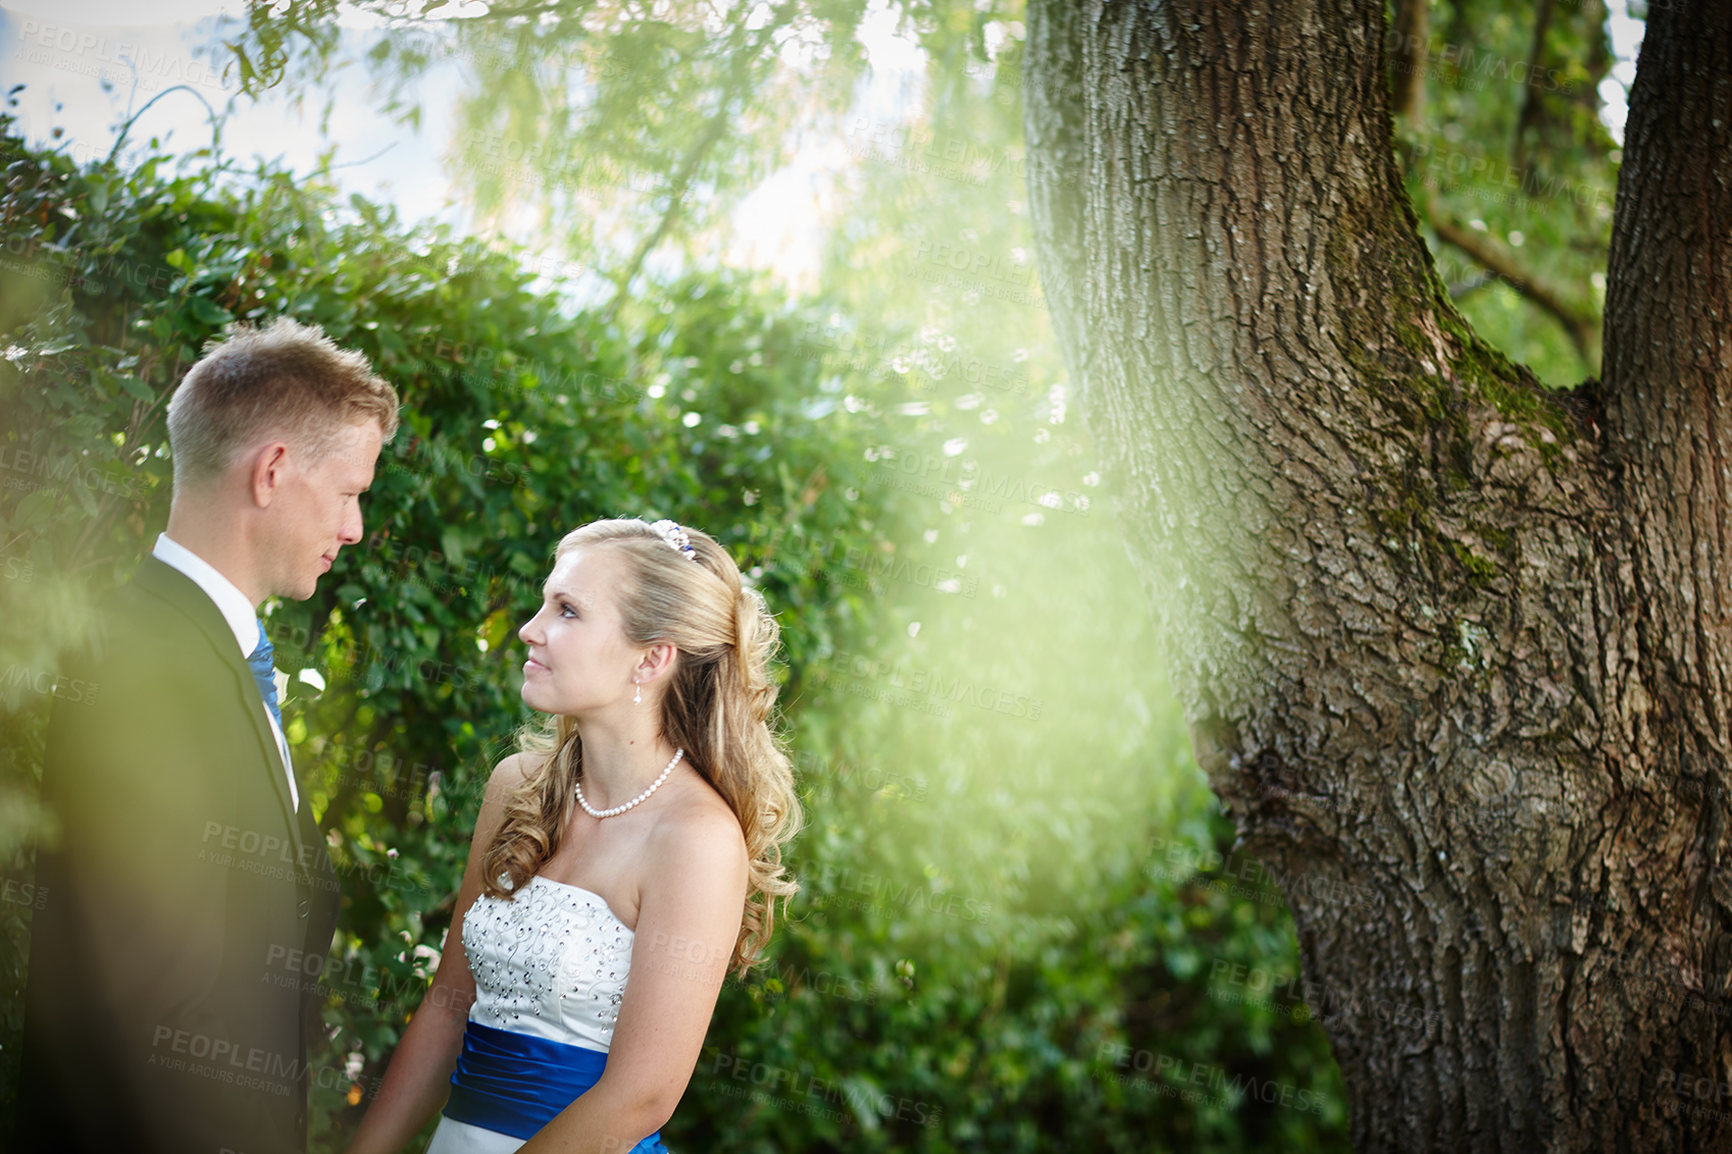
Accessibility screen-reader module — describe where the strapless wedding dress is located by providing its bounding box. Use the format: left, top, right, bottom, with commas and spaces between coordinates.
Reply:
424, 874, 668, 1153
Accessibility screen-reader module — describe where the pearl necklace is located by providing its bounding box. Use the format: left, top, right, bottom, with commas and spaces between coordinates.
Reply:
575, 749, 684, 819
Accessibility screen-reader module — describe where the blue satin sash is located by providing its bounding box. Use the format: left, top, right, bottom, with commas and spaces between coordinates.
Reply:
442, 1019, 668, 1151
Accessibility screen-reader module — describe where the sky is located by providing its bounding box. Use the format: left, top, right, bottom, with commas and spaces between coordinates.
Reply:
0, 0, 1646, 295
0, 0, 925, 294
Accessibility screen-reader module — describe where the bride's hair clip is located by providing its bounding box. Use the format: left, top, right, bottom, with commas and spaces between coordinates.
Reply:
648, 519, 698, 559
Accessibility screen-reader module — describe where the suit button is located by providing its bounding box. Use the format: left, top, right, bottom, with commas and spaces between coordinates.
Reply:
297, 899, 310, 918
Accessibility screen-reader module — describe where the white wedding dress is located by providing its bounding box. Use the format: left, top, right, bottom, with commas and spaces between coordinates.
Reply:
424, 874, 651, 1153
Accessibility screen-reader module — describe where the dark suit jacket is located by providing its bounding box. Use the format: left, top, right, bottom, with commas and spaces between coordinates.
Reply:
16, 555, 342, 1154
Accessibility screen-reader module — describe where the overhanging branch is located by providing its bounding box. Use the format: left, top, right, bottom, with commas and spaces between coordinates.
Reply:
597, 2, 795, 325
1427, 199, 1600, 374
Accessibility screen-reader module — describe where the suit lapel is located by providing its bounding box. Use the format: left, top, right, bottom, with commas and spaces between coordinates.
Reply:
131, 557, 312, 879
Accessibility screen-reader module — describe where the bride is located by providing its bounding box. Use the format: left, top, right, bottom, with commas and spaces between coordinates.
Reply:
346, 517, 801, 1154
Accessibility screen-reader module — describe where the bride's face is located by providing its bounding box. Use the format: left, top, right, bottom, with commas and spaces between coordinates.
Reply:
517, 546, 641, 716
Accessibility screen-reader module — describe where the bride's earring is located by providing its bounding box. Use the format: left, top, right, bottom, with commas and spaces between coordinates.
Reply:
633, 680, 641, 705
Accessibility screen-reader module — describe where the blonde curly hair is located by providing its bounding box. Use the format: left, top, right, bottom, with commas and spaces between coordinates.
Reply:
479, 517, 801, 975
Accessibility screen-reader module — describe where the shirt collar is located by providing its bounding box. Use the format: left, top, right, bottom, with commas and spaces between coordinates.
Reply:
152, 532, 262, 657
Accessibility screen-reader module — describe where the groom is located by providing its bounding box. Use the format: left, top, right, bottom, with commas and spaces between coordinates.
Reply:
15, 318, 399, 1154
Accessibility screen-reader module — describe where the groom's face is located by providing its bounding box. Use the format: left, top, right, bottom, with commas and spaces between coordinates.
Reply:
265, 418, 383, 601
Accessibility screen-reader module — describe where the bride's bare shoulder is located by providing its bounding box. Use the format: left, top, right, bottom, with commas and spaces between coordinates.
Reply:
487, 750, 551, 795
649, 773, 748, 879
471, 751, 553, 836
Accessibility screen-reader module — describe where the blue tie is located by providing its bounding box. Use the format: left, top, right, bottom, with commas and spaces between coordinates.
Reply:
248, 618, 282, 732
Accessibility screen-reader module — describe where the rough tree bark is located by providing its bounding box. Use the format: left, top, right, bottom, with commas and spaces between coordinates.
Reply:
1024, 2, 1732, 1151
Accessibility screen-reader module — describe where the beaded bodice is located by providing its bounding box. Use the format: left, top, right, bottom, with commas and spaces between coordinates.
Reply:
460, 873, 636, 1051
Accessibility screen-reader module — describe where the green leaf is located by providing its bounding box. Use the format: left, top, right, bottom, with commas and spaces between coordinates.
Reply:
189, 297, 232, 326
11, 487, 59, 529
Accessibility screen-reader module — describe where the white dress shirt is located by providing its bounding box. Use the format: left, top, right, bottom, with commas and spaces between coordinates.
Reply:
152, 533, 299, 811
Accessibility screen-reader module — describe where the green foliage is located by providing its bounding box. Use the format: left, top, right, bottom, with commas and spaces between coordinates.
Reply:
78, 1, 1637, 1149
0, 110, 891, 1145
0, 108, 1348, 1152
223, 0, 1618, 394
1390, 0, 1619, 385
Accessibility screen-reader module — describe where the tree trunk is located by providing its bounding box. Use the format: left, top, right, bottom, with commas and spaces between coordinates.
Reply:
1024, 1, 1732, 1151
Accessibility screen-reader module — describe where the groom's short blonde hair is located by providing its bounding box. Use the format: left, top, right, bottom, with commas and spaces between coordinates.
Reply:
167, 316, 400, 489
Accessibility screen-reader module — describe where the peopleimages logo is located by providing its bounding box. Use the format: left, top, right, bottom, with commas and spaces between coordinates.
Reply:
798, 321, 1032, 395
807, 861, 994, 925
1384, 29, 1574, 94
819, 649, 1044, 722
1095, 1043, 1327, 1115
149, 1026, 303, 1085
844, 116, 1028, 189
14, 21, 238, 93
777, 536, 979, 598
1406, 139, 1613, 211
709, 1052, 942, 1128
874, 450, 1090, 517
0, 664, 99, 705
907, 237, 1037, 287
0, 444, 150, 501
